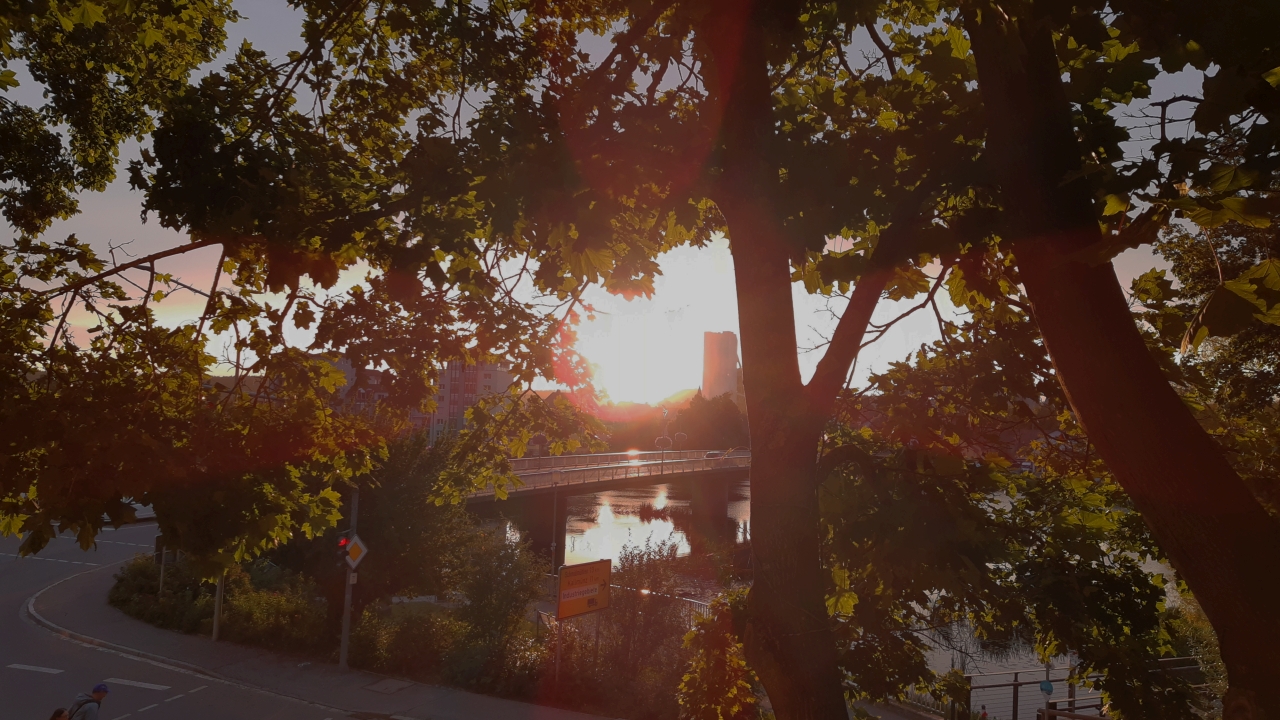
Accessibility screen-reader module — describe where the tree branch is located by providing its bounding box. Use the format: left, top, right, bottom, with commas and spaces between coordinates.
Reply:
27, 239, 222, 300
864, 22, 898, 75
805, 269, 889, 416
589, 0, 675, 89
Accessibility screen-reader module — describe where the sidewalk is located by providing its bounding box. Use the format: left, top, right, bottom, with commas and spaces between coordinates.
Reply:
30, 563, 609, 720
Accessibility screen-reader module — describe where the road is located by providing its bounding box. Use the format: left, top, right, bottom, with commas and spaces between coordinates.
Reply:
1, 523, 348, 720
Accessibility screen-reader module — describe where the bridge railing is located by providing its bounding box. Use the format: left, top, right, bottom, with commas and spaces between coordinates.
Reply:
511, 450, 718, 474
474, 455, 750, 497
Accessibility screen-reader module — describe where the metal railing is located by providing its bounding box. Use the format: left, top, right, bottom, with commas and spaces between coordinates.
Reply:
967, 666, 1099, 720
541, 574, 713, 628
511, 450, 730, 474
473, 455, 749, 498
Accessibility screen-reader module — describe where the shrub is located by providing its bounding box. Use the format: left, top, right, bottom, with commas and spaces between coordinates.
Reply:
677, 589, 759, 720
109, 555, 215, 633
451, 528, 549, 695
551, 539, 697, 720
220, 570, 329, 655
351, 605, 469, 678
110, 556, 328, 654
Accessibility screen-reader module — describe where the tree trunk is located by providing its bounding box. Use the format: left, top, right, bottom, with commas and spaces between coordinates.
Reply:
725, 197, 849, 720
965, 8, 1280, 717
702, 2, 850, 717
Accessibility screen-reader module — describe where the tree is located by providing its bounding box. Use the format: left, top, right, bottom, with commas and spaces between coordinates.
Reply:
945, 2, 1280, 712
822, 307, 1199, 718
673, 392, 749, 450
447, 0, 1280, 711
268, 432, 478, 626
1, 0, 605, 566
8, 0, 1278, 715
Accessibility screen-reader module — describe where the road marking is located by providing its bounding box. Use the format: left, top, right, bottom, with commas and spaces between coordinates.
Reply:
105, 678, 171, 690
111, 715, 132, 719
98, 540, 152, 547
189, 685, 207, 693
4, 553, 98, 566
137, 704, 158, 712
164, 694, 184, 702
6, 663, 63, 674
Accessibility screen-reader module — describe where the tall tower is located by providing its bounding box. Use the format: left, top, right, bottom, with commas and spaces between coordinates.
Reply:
702, 331, 740, 400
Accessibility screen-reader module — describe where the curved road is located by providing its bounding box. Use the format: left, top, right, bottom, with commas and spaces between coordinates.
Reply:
1, 523, 347, 720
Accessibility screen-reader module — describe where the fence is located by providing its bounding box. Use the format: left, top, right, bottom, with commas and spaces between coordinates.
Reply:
541, 574, 712, 629
512, 450, 721, 473
963, 656, 1202, 720
965, 666, 1104, 720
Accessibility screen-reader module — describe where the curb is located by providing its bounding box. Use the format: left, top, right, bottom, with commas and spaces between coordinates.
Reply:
22, 562, 360, 718
23, 549, 614, 720
24, 561, 229, 681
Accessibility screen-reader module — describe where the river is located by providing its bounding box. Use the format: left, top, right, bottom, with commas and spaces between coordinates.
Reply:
562, 478, 752, 565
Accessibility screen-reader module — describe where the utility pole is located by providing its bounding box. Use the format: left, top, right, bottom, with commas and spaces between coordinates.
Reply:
338, 486, 359, 670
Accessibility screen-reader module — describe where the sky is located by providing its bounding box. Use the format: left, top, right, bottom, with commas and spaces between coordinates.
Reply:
8, 1, 1188, 405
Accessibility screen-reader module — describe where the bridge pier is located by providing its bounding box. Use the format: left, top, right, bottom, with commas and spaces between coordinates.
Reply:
690, 475, 732, 550
508, 491, 568, 568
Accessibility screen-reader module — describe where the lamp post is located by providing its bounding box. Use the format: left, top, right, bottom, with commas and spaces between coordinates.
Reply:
655, 434, 673, 471
656, 407, 673, 471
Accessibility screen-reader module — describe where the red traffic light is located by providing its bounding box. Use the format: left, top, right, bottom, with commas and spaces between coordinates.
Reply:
338, 536, 350, 548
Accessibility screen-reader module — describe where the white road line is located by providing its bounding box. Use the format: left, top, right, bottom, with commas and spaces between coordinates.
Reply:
105, 678, 171, 690
137, 704, 158, 712
98, 540, 153, 547
188, 685, 207, 693
4, 554, 98, 566
164, 694, 184, 702
6, 663, 63, 674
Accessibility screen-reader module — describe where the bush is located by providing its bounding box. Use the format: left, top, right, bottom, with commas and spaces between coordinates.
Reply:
551, 539, 697, 720
110, 556, 329, 654
677, 589, 759, 720
451, 528, 549, 695
109, 555, 215, 633
219, 569, 329, 655
351, 605, 469, 678
348, 529, 549, 696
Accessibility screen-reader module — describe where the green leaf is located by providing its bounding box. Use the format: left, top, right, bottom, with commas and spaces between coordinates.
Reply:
1101, 194, 1130, 216
1181, 196, 1272, 229
140, 27, 165, 48
1181, 284, 1263, 353
73, 2, 107, 27
1207, 163, 1259, 193
1264, 66, 1280, 88
0, 70, 18, 91
945, 24, 971, 59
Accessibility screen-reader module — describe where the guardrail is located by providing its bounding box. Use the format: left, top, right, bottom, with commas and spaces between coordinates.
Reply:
472, 456, 751, 498
511, 450, 735, 473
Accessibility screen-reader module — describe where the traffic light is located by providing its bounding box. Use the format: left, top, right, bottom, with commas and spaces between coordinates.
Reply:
336, 530, 353, 565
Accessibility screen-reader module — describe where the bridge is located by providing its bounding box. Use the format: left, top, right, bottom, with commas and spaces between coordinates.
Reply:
467, 450, 751, 565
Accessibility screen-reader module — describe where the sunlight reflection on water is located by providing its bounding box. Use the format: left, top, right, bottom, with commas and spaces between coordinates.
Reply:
564, 480, 750, 564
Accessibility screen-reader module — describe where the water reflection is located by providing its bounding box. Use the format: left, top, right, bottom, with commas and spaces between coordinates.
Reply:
564, 479, 751, 564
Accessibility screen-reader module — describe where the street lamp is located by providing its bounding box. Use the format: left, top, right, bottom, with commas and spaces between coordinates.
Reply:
655, 434, 673, 471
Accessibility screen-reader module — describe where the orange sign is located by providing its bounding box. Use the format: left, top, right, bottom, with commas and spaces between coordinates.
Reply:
345, 534, 368, 569
556, 559, 611, 620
